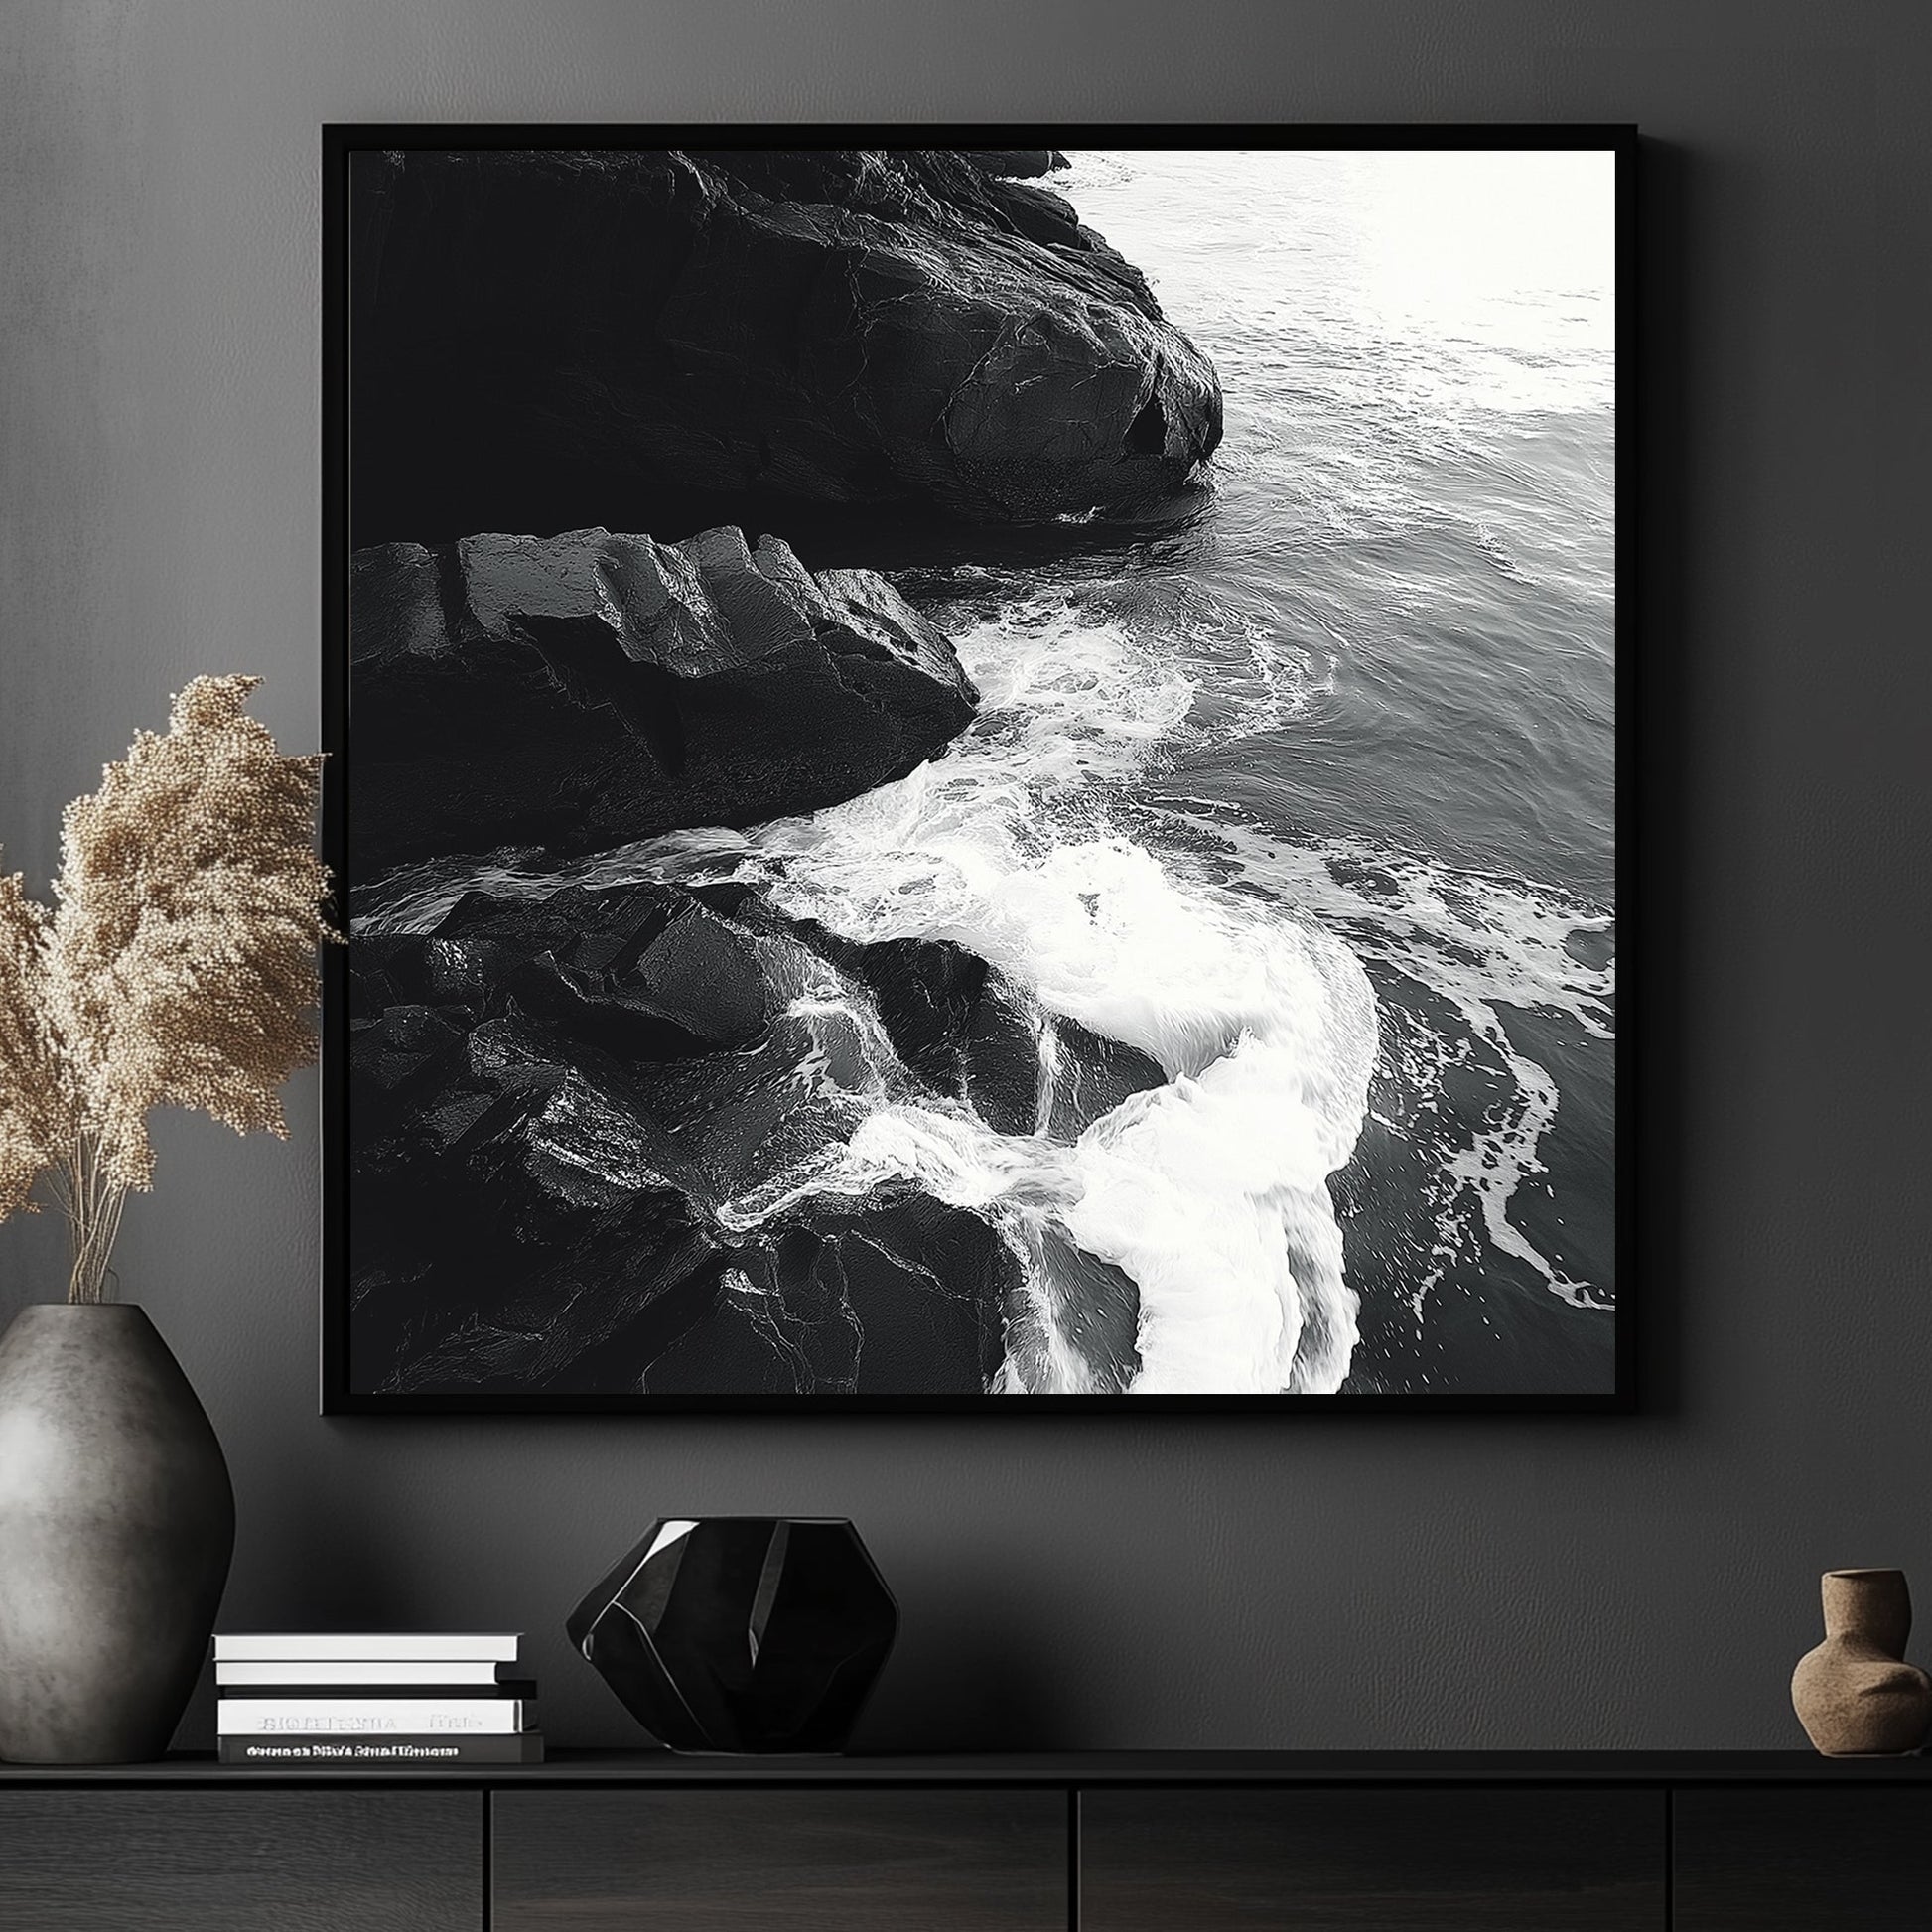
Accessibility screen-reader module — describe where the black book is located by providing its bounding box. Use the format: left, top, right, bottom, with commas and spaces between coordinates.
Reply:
216, 1678, 536, 1700
219, 1732, 545, 1766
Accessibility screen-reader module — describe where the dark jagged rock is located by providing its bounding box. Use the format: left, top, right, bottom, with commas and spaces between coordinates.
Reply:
645, 1200, 1009, 1397
350, 148, 1221, 532
350, 523, 977, 874
347, 877, 1167, 1397
348, 880, 1022, 1395
1043, 1015, 1168, 1139
958, 151, 1068, 179
775, 921, 1044, 1137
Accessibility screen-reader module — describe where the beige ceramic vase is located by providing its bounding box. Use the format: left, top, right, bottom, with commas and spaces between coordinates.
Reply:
1790, 1569, 1932, 1756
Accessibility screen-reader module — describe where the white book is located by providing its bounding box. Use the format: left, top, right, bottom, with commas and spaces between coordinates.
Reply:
216, 1659, 509, 1687
212, 1633, 520, 1664
216, 1698, 534, 1735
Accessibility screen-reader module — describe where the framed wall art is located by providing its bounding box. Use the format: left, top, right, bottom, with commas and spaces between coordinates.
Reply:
323, 126, 1633, 1412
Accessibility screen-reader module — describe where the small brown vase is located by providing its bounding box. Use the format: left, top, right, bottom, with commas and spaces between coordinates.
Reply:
1790, 1569, 1932, 1756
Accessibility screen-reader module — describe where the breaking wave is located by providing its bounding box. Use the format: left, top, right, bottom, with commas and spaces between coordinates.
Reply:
362, 581, 1609, 1393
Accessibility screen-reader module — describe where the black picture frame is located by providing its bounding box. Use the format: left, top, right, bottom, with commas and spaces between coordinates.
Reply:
322, 123, 1638, 1416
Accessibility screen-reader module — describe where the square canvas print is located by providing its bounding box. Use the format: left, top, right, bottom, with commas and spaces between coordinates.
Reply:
326, 131, 1628, 1410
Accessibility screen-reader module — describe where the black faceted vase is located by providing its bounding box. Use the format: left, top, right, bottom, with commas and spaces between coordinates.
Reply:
567, 1517, 897, 1753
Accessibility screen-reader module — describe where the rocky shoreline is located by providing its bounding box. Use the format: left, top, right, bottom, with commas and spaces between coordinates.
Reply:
347, 148, 1224, 1397
350, 522, 978, 874
349, 877, 1169, 1394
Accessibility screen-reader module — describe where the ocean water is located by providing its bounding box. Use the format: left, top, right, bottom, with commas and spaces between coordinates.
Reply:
361, 148, 1618, 1396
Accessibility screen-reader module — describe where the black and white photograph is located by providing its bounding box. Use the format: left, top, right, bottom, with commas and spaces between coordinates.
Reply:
333, 133, 1625, 1408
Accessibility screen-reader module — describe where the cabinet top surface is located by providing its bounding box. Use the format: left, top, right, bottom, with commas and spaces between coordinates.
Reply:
1, 1749, 1928, 1786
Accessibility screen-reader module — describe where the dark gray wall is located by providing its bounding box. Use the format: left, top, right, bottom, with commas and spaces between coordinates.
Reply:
3, 0, 1927, 1751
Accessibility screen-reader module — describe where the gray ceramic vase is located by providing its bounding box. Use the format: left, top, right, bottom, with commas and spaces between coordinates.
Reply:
0, 1303, 234, 1764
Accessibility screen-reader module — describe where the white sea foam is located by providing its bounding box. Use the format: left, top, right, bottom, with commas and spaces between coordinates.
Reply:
1163, 808, 1613, 1315
708, 603, 1381, 1395
734, 819, 1381, 1394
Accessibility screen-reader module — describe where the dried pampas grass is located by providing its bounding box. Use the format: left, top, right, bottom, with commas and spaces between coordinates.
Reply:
0, 677, 337, 1301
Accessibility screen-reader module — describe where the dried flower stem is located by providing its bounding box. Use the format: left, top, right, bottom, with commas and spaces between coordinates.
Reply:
0, 678, 337, 1303
61, 1132, 128, 1304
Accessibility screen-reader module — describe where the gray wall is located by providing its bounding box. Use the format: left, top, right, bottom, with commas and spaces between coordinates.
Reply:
3, 0, 1927, 1752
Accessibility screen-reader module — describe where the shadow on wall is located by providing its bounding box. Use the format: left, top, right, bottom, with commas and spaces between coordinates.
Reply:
1633, 135, 1691, 1423
864, 1575, 1086, 1750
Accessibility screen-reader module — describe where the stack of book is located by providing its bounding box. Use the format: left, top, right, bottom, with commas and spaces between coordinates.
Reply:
212, 1633, 543, 1765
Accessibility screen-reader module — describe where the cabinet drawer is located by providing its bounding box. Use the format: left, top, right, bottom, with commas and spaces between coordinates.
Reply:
0, 1789, 481, 1931
1673, 1788, 1932, 1928
492, 1787, 1066, 1931
1081, 1786, 1664, 1930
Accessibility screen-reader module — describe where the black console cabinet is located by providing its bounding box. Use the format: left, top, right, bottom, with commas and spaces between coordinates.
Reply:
2, 1751, 1926, 1930
0, 1788, 481, 1931
1083, 1786, 1665, 1929
494, 1788, 1068, 1931
1672, 1786, 1932, 1929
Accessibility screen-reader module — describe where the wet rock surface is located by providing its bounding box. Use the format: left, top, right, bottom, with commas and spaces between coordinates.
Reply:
349, 523, 977, 876
958, 150, 1069, 179
349, 879, 1166, 1397
349, 147, 1221, 534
